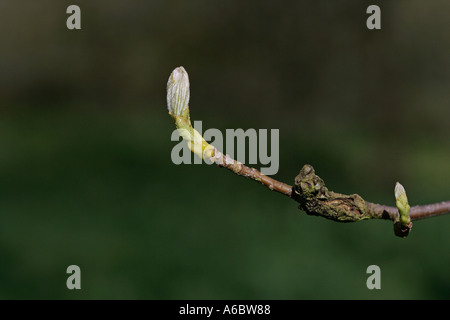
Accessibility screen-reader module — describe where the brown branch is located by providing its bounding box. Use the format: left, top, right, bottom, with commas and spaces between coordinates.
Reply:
166, 67, 449, 237
364, 201, 450, 221
213, 150, 294, 197
216, 158, 450, 237
410, 201, 450, 220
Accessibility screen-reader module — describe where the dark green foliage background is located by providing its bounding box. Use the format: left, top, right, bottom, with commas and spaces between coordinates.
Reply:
0, 0, 449, 299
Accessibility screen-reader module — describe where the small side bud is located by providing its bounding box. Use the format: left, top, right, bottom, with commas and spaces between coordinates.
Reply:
395, 182, 411, 225
167, 66, 190, 116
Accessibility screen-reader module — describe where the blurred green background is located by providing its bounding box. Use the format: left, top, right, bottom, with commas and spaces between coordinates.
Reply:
0, 0, 449, 299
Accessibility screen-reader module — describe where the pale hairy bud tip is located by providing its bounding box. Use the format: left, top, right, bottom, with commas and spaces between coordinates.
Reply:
167, 66, 190, 116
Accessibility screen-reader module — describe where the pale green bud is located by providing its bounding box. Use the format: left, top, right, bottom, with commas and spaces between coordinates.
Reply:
395, 182, 411, 225
166, 66, 215, 162
167, 66, 190, 116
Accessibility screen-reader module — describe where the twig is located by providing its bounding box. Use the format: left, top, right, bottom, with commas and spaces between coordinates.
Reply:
218, 161, 450, 237
166, 66, 450, 238
365, 201, 450, 221
212, 149, 294, 197
215, 158, 450, 223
